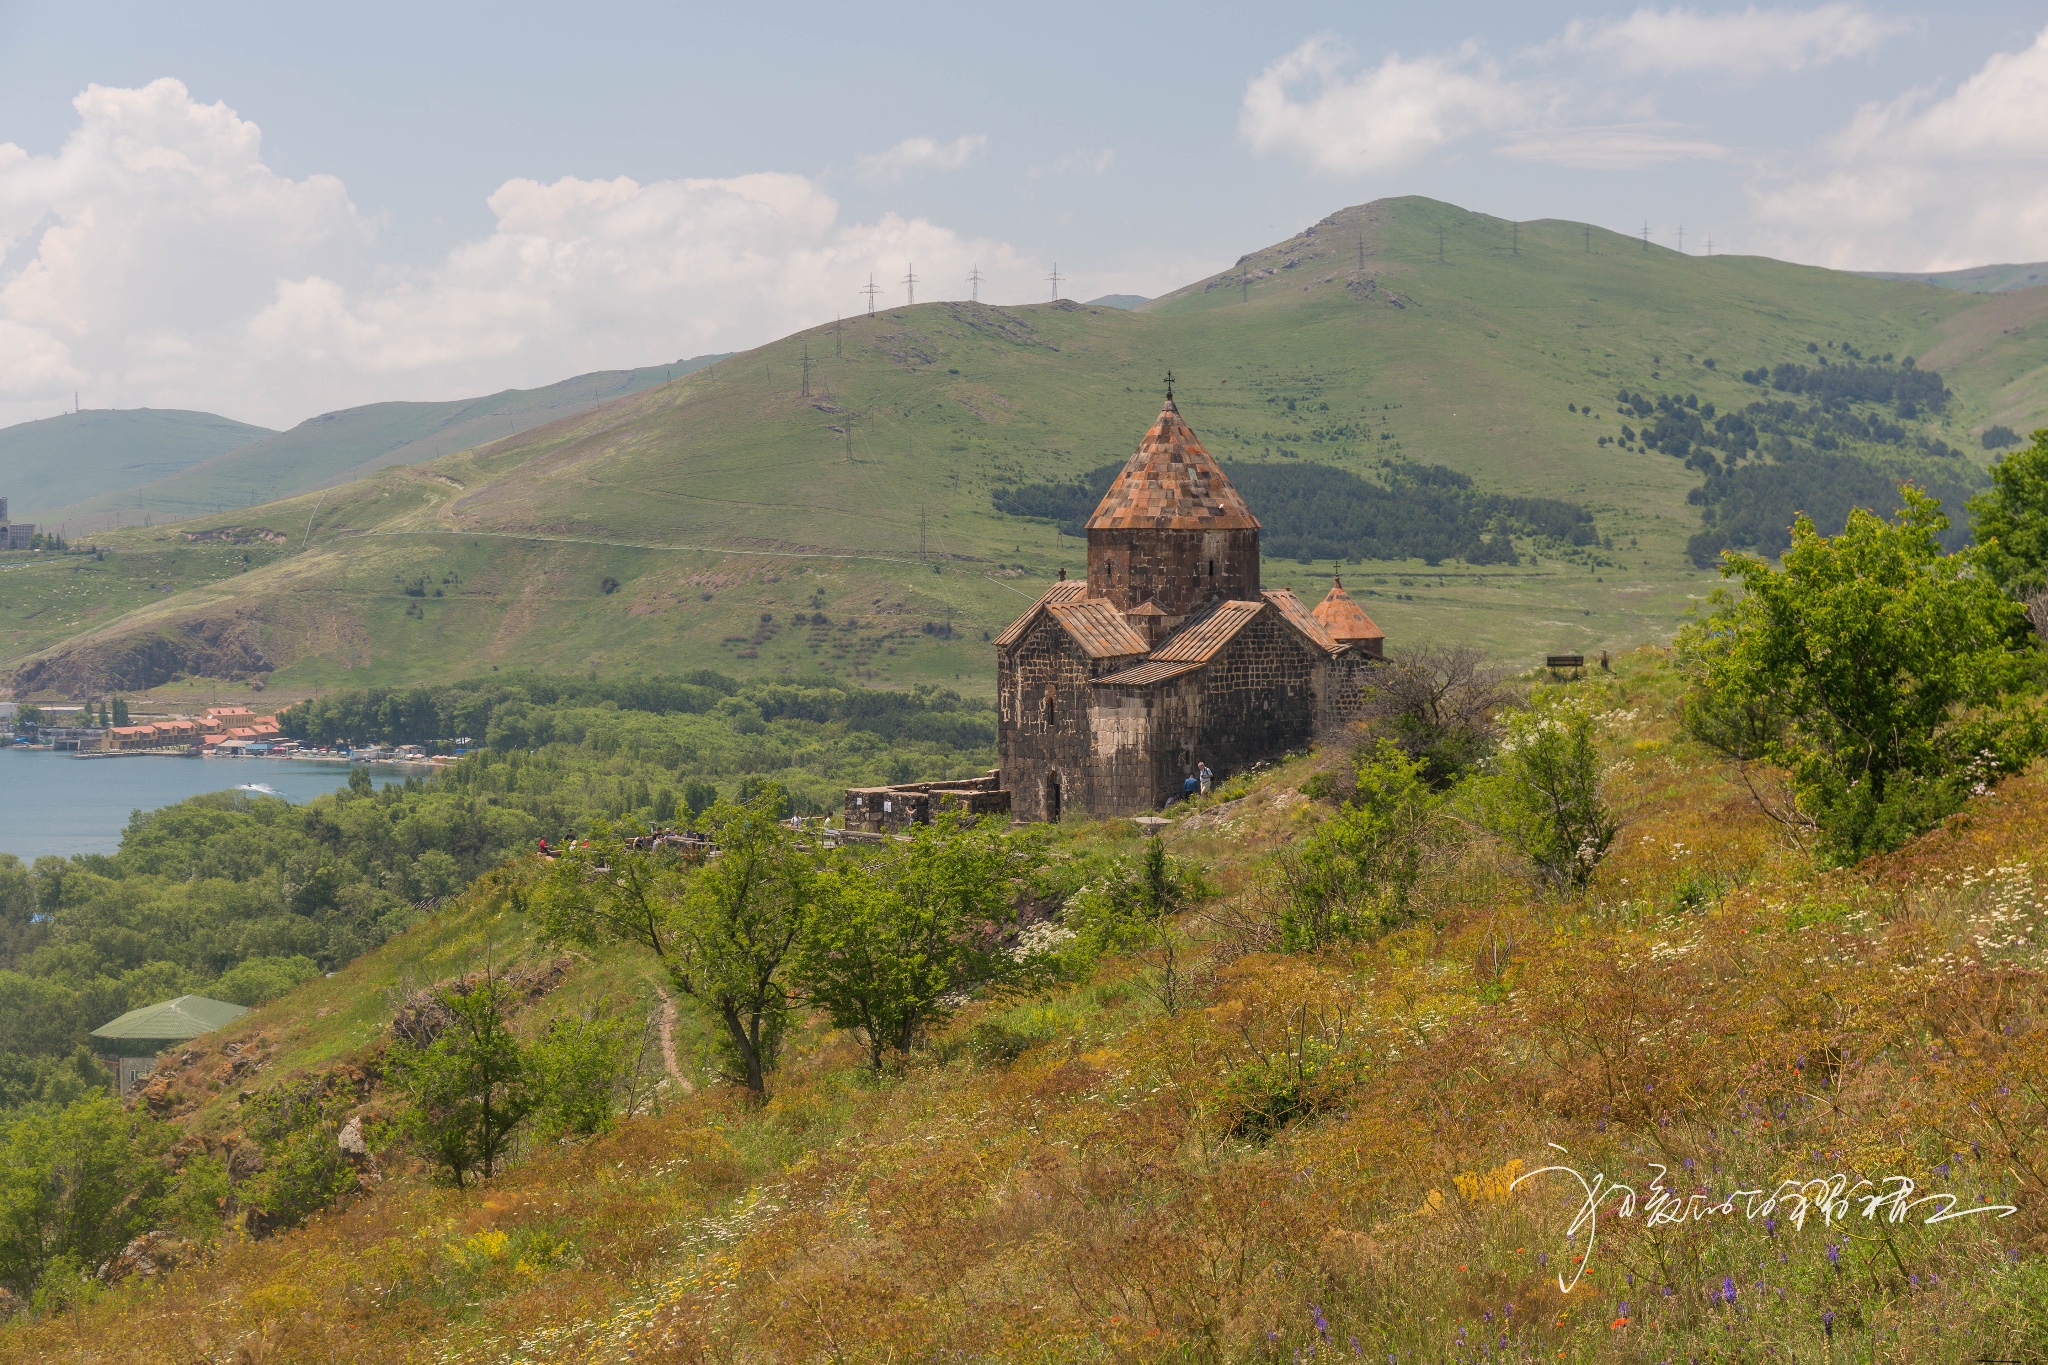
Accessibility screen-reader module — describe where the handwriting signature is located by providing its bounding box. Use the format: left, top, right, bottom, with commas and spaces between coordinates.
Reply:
1509, 1144, 2018, 1294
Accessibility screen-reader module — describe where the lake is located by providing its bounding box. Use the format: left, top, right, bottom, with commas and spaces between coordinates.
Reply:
0, 749, 408, 860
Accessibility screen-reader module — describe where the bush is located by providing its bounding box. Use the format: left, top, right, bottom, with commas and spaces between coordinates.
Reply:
1359, 646, 1518, 785
210, 954, 322, 1007
385, 980, 539, 1187
1470, 701, 1618, 891
1280, 740, 1445, 948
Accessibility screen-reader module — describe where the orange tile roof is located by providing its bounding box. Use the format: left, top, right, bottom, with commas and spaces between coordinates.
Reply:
991, 579, 1088, 649
1093, 658, 1205, 687
1151, 598, 1266, 664
1045, 600, 1151, 658
1262, 588, 1340, 653
1311, 578, 1385, 643
1084, 400, 1260, 532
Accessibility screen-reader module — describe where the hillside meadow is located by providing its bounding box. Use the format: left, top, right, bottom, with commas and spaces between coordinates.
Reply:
12, 196, 2048, 702
4, 650, 2043, 1363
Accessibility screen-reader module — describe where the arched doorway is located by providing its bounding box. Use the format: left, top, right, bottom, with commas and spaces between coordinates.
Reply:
1045, 772, 1062, 824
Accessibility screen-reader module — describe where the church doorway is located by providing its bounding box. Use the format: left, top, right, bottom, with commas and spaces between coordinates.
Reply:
1045, 773, 1062, 823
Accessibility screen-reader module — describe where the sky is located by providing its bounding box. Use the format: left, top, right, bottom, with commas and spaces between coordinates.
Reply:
0, 0, 2045, 431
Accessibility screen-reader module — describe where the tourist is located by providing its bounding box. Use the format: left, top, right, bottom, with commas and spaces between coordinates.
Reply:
1197, 762, 1213, 796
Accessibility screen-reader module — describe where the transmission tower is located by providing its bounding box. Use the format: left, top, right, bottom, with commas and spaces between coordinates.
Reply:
1356, 233, 1364, 273
1584, 224, 1591, 252
902, 262, 919, 306
1705, 234, 1714, 258
1677, 225, 1685, 254
862, 275, 881, 315
800, 344, 814, 398
1047, 262, 1063, 300
835, 313, 842, 358
1641, 222, 1650, 253
968, 265, 984, 302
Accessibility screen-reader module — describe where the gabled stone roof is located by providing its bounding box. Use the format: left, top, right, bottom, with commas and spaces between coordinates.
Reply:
1046, 600, 1151, 658
1084, 399, 1261, 532
1311, 577, 1385, 644
1150, 599, 1267, 663
990, 579, 1088, 649
1261, 588, 1340, 653
1093, 658, 1205, 687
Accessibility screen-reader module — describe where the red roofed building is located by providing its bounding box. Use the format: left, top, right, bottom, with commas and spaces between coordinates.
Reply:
996, 393, 1380, 820
1311, 577, 1385, 658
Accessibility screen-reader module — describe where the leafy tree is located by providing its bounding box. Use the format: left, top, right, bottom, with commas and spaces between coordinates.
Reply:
210, 954, 321, 1007
1471, 702, 1617, 891
237, 1078, 362, 1232
0, 1095, 215, 1302
385, 979, 538, 1186
530, 1010, 641, 1138
1069, 837, 1207, 1014
1679, 488, 2042, 863
534, 788, 813, 1095
1282, 740, 1445, 947
796, 813, 1030, 1068
109, 698, 128, 728
1970, 428, 2048, 595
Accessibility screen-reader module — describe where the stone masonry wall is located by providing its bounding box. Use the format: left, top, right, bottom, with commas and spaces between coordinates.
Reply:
998, 613, 1140, 821
1085, 528, 1260, 617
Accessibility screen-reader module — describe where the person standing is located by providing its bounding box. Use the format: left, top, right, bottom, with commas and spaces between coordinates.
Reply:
1197, 761, 1213, 796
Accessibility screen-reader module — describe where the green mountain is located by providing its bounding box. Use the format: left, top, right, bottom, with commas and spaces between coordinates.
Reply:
36, 356, 730, 532
8, 196, 2048, 701
0, 409, 276, 520
1855, 261, 2048, 293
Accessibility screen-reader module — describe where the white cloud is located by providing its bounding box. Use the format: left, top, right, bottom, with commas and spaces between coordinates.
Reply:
856, 134, 987, 181
1562, 5, 1909, 77
1749, 24, 2048, 268
0, 84, 1024, 428
1239, 37, 1535, 175
1498, 124, 1729, 169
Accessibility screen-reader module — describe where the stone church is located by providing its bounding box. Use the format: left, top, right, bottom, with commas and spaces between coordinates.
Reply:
995, 395, 1384, 821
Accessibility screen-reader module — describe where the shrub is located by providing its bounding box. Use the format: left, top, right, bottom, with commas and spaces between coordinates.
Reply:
1359, 645, 1519, 785
1280, 740, 1445, 948
385, 979, 539, 1186
1470, 701, 1618, 891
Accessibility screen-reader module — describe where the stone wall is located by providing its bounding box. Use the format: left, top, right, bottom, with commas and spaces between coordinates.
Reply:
997, 612, 1141, 821
1085, 528, 1260, 617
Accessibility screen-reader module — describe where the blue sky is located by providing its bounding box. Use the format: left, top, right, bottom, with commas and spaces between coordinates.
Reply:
0, 0, 2043, 427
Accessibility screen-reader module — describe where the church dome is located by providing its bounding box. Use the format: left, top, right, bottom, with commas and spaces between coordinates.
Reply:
1084, 398, 1260, 532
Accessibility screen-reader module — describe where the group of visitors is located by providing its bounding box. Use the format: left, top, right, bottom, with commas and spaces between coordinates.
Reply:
1178, 761, 1213, 802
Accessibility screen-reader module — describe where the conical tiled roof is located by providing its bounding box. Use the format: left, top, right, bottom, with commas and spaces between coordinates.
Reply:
1084, 399, 1261, 531
1312, 577, 1384, 644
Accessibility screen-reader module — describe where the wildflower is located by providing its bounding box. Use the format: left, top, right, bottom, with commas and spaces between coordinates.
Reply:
1827, 1243, 1841, 1268
1313, 1306, 1330, 1342
1721, 1276, 1737, 1304
1822, 1310, 1835, 1340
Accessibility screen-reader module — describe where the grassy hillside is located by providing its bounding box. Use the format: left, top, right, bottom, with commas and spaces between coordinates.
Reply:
10, 197, 2048, 701
5, 652, 2044, 1362
37, 356, 730, 534
0, 409, 275, 521
1857, 262, 2048, 293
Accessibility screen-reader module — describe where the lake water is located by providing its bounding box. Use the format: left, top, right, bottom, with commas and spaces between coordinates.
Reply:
0, 749, 407, 860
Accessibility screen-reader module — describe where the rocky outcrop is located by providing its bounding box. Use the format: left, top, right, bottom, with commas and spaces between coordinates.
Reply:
97, 1231, 197, 1285
8, 614, 273, 697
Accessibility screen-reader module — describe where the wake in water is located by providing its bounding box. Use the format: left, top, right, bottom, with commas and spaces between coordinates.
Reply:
235, 783, 284, 799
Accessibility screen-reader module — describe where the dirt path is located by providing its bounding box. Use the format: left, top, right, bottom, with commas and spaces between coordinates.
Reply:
653, 985, 693, 1092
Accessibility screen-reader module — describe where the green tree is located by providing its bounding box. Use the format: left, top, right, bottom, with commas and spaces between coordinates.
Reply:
237, 1078, 361, 1232
385, 979, 538, 1186
1679, 488, 2042, 863
1970, 428, 2048, 594
795, 813, 1030, 1068
347, 766, 373, 797
530, 1010, 640, 1138
534, 788, 813, 1094
1282, 739, 1445, 947
1069, 837, 1207, 1014
0, 1095, 208, 1301
109, 698, 129, 727
1472, 701, 1617, 891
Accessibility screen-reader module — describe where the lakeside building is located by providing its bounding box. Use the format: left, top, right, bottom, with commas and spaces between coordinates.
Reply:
91, 995, 249, 1095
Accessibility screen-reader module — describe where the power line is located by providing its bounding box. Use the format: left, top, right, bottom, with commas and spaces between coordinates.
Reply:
968, 265, 984, 302
861, 275, 880, 315
1046, 261, 1063, 300
902, 262, 919, 306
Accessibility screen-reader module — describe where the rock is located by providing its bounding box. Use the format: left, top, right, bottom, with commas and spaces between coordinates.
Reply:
97, 1231, 195, 1285
338, 1116, 367, 1157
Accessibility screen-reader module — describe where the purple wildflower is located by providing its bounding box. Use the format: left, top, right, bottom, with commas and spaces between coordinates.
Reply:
1822, 1310, 1835, 1340
1313, 1306, 1330, 1342
1721, 1276, 1738, 1304
1827, 1243, 1841, 1268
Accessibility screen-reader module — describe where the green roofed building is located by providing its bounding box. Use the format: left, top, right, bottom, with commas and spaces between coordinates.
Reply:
91, 995, 250, 1094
